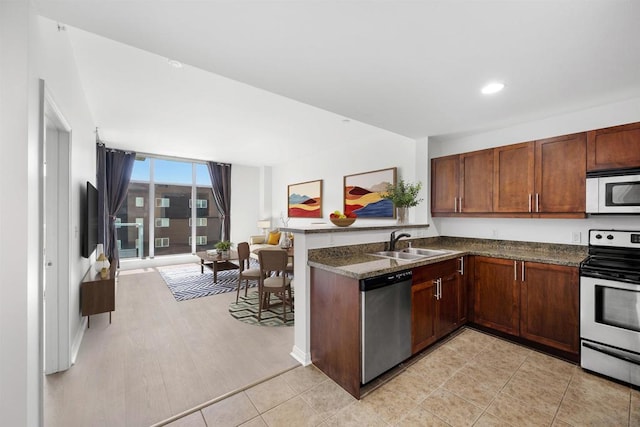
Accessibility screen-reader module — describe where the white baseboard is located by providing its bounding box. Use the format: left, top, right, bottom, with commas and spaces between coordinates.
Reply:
290, 345, 311, 366
70, 316, 87, 366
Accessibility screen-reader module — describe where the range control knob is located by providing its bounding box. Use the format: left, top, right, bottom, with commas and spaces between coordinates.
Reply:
595, 234, 602, 239
607, 234, 614, 240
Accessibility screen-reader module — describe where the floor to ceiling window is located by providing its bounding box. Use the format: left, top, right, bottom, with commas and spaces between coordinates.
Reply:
115, 156, 220, 259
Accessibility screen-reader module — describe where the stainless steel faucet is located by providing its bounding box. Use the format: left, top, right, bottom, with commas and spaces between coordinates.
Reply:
389, 230, 411, 251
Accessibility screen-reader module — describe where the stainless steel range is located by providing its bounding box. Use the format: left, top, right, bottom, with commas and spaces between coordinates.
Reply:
580, 229, 640, 386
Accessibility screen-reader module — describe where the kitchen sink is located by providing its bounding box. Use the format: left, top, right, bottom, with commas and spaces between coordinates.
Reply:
401, 248, 450, 257
370, 251, 426, 260
370, 248, 451, 261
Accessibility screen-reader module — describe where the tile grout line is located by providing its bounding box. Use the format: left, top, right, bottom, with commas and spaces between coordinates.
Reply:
548, 365, 575, 427
462, 338, 528, 426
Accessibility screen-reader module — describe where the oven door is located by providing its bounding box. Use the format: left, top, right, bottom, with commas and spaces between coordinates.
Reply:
593, 174, 640, 214
580, 275, 640, 352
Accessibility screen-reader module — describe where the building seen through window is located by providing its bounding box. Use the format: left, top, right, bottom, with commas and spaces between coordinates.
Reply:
115, 157, 221, 259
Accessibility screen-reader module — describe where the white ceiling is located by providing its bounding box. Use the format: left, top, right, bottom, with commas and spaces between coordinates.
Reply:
34, 0, 640, 166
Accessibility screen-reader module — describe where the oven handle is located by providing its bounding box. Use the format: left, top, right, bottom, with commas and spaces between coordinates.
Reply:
583, 342, 640, 366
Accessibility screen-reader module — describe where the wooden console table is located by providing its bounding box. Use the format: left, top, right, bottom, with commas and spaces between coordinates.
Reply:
81, 260, 117, 328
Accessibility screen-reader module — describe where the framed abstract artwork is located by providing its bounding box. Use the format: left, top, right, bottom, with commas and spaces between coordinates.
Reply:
344, 167, 397, 218
288, 179, 323, 218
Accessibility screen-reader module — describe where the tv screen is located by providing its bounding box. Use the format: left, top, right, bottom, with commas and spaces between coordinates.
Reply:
82, 181, 99, 258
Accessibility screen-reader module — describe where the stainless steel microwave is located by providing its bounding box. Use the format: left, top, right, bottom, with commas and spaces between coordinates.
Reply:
586, 169, 640, 214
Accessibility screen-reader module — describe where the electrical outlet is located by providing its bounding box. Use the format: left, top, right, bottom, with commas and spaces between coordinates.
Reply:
571, 231, 581, 244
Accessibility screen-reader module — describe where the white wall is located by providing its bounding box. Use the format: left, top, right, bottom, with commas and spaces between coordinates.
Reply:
428, 97, 640, 245
0, 9, 97, 425
35, 17, 98, 365
229, 163, 264, 242
0, 2, 38, 425
271, 129, 430, 230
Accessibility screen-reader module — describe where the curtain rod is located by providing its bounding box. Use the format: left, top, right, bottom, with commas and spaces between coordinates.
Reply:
133, 150, 230, 166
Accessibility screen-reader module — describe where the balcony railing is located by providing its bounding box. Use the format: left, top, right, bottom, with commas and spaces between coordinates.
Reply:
116, 222, 144, 259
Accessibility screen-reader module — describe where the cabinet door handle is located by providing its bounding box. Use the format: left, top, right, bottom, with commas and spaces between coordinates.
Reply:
514, 261, 517, 281
521, 261, 525, 282
433, 279, 439, 298
459, 197, 462, 212
454, 197, 457, 212
528, 194, 532, 213
458, 257, 464, 275
535, 193, 540, 212
438, 278, 442, 300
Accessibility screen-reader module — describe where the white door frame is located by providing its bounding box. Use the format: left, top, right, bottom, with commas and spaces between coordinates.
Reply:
40, 80, 72, 374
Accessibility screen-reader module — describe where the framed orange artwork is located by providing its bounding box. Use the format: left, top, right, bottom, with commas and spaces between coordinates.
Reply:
288, 179, 322, 218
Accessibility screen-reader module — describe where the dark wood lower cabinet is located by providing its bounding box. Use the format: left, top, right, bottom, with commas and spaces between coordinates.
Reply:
411, 279, 437, 352
473, 256, 520, 335
520, 262, 580, 354
310, 267, 361, 398
472, 255, 580, 358
412, 258, 464, 354
436, 271, 460, 337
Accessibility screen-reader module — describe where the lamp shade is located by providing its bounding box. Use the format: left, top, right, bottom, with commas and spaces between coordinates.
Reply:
257, 220, 271, 230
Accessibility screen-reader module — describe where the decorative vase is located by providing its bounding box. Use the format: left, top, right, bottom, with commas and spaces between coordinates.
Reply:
280, 233, 292, 249
94, 244, 111, 277
396, 207, 409, 224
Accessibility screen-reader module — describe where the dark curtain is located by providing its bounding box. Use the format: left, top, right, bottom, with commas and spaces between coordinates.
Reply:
97, 143, 136, 265
97, 143, 107, 245
207, 162, 232, 241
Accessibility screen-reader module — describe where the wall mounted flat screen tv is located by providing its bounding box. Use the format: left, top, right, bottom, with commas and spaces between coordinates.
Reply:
82, 181, 98, 258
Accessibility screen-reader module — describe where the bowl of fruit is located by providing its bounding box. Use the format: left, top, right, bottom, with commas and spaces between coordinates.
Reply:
329, 210, 357, 227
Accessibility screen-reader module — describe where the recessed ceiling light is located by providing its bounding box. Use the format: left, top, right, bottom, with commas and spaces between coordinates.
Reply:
481, 82, 505, 95
167, 59, 183, 68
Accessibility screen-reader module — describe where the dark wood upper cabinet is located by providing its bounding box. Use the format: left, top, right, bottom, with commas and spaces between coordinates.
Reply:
587, 121, 640, 171
493, 142, 535, 213
432, 131, 587, 218
534, 132, 586, 215
459, 149, 493, 213
431, 155, 460, 214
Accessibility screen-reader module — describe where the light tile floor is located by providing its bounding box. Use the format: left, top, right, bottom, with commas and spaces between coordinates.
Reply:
164, 328, 639, 427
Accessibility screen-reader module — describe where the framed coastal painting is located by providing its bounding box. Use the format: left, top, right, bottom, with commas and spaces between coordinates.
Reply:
343, 167, 397, 218
288, 179, 322, 218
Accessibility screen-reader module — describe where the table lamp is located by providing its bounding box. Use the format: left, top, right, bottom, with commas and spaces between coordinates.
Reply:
94, 244, 111, 278
257, 220, 271, 239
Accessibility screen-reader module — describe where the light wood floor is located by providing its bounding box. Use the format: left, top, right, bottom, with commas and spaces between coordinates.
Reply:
44, 265, 297, 427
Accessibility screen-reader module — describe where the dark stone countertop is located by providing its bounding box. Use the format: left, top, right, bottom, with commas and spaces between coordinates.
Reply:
308, 236, 588, 280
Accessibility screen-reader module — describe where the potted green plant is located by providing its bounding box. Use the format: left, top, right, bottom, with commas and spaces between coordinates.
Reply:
381, 179, 424, 224
215, 240, 233, 257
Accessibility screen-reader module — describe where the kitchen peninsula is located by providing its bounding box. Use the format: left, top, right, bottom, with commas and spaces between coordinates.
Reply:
280, 223, 432, 367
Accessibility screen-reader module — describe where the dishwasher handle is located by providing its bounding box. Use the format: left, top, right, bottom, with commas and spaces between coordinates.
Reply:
360, 270, 413, 292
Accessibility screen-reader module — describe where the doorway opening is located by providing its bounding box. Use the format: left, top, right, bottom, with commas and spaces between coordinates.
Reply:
40, 80, 72, 375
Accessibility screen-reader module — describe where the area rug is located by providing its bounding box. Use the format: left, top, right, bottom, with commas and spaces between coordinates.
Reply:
229, 290, 294, 327
158, 260, 259, 301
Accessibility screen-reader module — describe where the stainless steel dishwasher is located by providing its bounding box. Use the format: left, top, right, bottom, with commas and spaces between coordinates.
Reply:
360, 269, 412, 384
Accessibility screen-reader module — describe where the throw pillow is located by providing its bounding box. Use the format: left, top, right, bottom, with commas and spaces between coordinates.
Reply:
267, 231, 281, 245
251, 235, 265, 245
